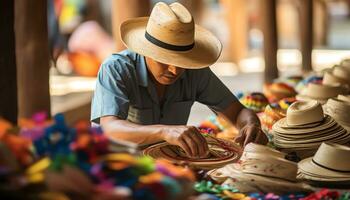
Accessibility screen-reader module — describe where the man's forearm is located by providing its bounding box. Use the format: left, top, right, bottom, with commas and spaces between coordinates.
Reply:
102, 119, 165, 145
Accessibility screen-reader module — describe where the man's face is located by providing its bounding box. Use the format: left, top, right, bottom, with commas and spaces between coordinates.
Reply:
145, 57, 185, 85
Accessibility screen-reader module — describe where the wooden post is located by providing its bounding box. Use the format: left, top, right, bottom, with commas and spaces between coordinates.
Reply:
0, 0, 18, 123
220, 0, 248, 64
15, 0, 51, 118
260, 0, 279, 83
314, 0, 328, 46
299, 0, 313, 71
112, 0, 150, 51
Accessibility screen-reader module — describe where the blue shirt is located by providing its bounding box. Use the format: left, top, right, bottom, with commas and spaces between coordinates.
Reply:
91, 50, 237, 125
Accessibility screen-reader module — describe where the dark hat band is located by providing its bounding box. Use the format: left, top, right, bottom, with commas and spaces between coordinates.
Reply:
312, 159, 350, 173
145, 31, 194, 51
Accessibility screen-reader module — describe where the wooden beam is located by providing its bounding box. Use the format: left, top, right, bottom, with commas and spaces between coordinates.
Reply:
0, 0, 18, 123
220, 0, 248, 64
260, 0, 279, 83
15, 0, 51, 118
314, 0, 328, 46
112, 0, 150, 51
299, 0, 313, 71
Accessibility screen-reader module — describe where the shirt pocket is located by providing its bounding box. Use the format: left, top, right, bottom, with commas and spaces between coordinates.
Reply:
162, 101, 194, 125
127, 106, 153, 125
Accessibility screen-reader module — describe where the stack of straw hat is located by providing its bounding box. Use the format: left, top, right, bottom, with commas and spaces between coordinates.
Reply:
272, 100, 350, 159
298, 142, 350, 186
208, 143, 311, 194
323, 65, 350, 87
296, 83, 348, 104
323, 95, 350, 131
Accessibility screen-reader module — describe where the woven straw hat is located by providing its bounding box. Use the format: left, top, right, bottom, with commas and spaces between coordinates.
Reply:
324, 97, 350, 131
208, 145, 312, 194
296, 83, 348, 104
338, 94, 350, 103
298, 143, 350, 181
272, 101, 350, 159
238, 143, 296, 182
143, 136, 241, 170
120, 2, 222, 69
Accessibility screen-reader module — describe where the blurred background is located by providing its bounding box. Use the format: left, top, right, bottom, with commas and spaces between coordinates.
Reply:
2, 0, 350, 125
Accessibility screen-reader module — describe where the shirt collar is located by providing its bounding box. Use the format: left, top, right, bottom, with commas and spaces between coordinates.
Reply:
136, 55, 187, 87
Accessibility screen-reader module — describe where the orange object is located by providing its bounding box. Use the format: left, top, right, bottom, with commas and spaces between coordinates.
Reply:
0, 118, 12, 138
263, 83, 297, 103
68, 52, 101, 77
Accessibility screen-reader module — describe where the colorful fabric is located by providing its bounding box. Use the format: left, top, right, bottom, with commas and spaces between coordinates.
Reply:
263, 83, 297, 103
295, 75, 323, 93
236, 92, 269, 113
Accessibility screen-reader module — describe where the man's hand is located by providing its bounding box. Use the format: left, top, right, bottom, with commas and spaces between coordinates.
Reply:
234, 124, 268, 147
161, 126, 209, 158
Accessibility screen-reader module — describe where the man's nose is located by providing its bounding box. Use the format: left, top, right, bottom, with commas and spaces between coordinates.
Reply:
168, 65, 181, 75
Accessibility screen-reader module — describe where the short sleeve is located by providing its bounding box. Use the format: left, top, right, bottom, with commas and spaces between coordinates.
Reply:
195, 68, 237, 111
90, 61, 130, 124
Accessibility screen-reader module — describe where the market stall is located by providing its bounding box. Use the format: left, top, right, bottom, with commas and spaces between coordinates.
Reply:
1, 58, 350, 200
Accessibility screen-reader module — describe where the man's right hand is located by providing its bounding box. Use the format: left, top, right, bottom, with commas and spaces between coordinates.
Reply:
161, 125, 209, 158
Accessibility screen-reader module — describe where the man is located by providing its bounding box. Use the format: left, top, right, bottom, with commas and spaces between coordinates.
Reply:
91, 2, 268, 158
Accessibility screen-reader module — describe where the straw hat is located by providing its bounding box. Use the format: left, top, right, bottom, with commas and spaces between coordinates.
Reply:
120, 2, 222, 69
338, 94, 350, 103
143, 136, 241, 170
323, 71, 349, 86
298, 143, 350, 181
296, 83, 348, 104
324, 98, 350, 130
240, 152, 297, 182
333, 66, 350, 80
243, 143, 285, 158
285, 101, 323, 126
208, 144, 312, 194
341, 59, 350, 69
237, 143, 296, 182
272, 101, 350, 159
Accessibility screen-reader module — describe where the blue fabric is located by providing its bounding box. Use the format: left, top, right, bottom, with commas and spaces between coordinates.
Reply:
91, 50, 237, 125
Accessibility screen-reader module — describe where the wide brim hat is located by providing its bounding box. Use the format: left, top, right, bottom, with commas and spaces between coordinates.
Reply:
298, 143, 350, 181
208, 163, 312, 194
296, 83, 348, 104
143, 137, 240, 170
120, 2, 222, 69
323, 97, 350, 131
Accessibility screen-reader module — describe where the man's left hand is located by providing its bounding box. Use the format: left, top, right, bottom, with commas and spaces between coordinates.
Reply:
234, 124, 268, 147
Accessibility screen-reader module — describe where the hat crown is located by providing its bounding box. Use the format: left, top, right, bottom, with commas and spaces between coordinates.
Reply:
286, 100, 324, 126
146, 2, 194, 46
240, 143, 297, 181
313, 142, 350, 171
301, 83, 347, 100
333, 66, 350, 80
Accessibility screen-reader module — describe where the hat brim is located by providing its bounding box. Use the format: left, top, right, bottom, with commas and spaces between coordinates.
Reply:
120, 17, 222, 69
143, 141, 239, 170
208, 163, 312, 193
273, 115, 336, 134
298, 157, 350, 180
